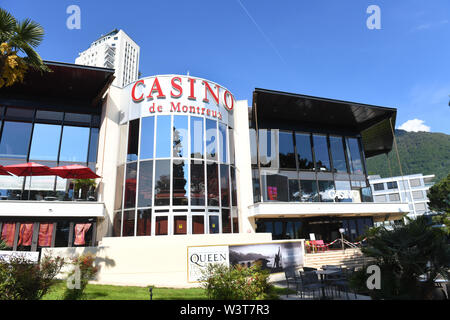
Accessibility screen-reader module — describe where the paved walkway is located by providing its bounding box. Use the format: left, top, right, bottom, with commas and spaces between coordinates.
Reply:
273, 280, 371, 300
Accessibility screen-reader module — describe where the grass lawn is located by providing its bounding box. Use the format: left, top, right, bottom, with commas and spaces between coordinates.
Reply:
42, 281, 288, 300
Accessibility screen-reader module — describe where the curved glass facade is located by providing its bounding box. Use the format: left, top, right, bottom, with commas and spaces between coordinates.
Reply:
114, 114, 238, 237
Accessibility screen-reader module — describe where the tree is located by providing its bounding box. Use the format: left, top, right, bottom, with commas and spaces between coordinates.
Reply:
0, 8, 50, 88
351, 216, 450, 299
428, 174, 450, 234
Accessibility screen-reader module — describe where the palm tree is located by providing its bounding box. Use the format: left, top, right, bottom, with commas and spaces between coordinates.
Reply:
0, 8, 50, 74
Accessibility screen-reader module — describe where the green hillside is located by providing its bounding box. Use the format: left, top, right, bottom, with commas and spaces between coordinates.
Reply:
366, 130, 450, 182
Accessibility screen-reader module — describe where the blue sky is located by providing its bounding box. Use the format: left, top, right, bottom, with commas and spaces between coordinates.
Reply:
3, 0, 450, 133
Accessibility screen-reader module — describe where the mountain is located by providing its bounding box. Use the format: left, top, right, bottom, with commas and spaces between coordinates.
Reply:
366, 130, 450, 183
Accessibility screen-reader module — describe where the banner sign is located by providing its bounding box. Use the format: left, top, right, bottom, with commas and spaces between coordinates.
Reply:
187, 241, 304, 282
0, 251, 40, 263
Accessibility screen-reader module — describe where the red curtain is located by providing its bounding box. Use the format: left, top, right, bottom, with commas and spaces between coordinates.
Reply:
38, 223, 54, 247
18, 223, 33, 246
74, 223, 92, 246
1, 223, 16, 247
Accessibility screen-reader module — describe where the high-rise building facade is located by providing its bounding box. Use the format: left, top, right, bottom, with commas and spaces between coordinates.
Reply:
75, 29, 140, 87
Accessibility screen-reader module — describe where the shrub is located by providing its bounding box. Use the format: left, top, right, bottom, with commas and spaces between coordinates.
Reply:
0, 254, 65, 300
200, 263, 271, 300
63, 253, 99, 300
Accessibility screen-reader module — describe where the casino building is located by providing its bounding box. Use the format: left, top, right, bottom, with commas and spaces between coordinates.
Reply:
0, 61, 408, 286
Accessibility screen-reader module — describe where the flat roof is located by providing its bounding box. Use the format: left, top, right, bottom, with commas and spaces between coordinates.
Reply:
252, 88, 398, 158
0, 61, 115, 108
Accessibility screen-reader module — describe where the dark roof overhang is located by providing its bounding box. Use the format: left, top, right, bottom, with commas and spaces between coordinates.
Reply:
252, 88, 397, 158
0, 61, 115, 110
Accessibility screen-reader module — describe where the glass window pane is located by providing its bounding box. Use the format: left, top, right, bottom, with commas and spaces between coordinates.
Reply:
127, 119, 139, 161
207, 162, 219, 206
231, 167, 237, 206
229, 128, 235, 165
250, 129, 257, 165
232, 208, 239, 233
313, 134, 331, 172
1, 222, 16, 249
206, 119, 217, 160
173, 160, 188, 205
174, 216, 187, 235
279, 131, 296, 169
219, 123, 227, 163
124, 162, 137, 208
335, 180, 352, 202
0, 121, 32, 159
138, 160, 153, 208
346, 137, 364, 174
36, 110, 63, 122
209, 216, 219, 234
122, 210, 135, 237
172, 116, 188, 158
259, 129, 276, 167
140, 116, 155, 159
29, 123, 61, 161
318, 180, 335, 202
54, 221, 70, 247
155, 216, 168, 235
64, 113, 91, 125
221, 209, 231, 234
5, 107, 34, 120
191, 160, 205, 206
17, 222, 34, 251
289, 179, 300, 202
88, 128, 99, 163
192, 216, 205, 234
155, 116, 171, 158
300, 180, 318, 202
330, 136, 347, 173
264, 173, 289, 202
154, 159, 170, 206
137, 209, 152, 236
220, 164, 230, 207
59, 126, 90, 162
113, 212, 122, 237
190, 117, 204, 159
295, 133, 314, 170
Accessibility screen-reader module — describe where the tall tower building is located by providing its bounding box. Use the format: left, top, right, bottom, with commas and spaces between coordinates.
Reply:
75, 29, 140, 87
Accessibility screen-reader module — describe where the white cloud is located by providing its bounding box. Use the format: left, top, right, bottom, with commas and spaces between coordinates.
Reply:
398, 119, 431, 132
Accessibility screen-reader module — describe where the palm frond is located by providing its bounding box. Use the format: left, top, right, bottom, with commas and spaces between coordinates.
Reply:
13, 18, 44, 48
18, 42, 51, 72
0, 8, 16, 42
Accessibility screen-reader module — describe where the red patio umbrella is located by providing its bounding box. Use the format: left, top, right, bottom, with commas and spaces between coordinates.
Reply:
50, 164, 100, 200
0, 165, 12, 176
50, 164, 101, 179
3, 162, 55, 200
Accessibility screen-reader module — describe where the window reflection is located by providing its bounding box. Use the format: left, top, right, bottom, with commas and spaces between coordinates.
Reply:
138, 161, 153, 208
173, 160, 188, 205
124, 162, 137, 208
29, 123, 61, 161
220, 164, 230, 207
59, 126, 90, 162
219, 123, 227, 163
192, 216, 205, 234
137, 209, 151, 236
155, 216, 168, 235
154, 160, 170, 206
206, 119, 217, 160
318, 180, 335, 202
329, 136, 347, 173
173, 116, 188, 158
140, 116, 155, 159
313, 135, 330, 172
279, 131, 295, 169
190, 117, 204, 159
191, 160, 205, 206
222, 209, 231, 233
88, 128, 99, 163
155, 116, 171, 158
300, 180, 318, 202
122, 210, 135, 237
346, 137, 364, 174
295, 133, 314, 170
0, 121, 32, 159
127, 119, 139, 161
209, 215, 219, 234
207, 162, 219, 206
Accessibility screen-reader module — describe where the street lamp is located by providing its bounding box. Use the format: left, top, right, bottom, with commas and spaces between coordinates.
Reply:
339, 228, 345, 252
148, 286, 154, 300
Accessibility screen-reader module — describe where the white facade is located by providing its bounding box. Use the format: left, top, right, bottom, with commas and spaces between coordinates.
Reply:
75, 29, 140, 87
369, 173, 435, 223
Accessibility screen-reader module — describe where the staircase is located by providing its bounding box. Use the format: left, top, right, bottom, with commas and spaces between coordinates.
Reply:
304, 248, 372, 270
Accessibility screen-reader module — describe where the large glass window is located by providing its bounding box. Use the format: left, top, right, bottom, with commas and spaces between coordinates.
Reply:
124, 162, 137, 208
191, 160, 205, 206
54, 221, 70, 247
295, 133, 314, 170
173, 160, 188, 205
259, 129, 276, 167
318, 180, 335, 202
206, 119, 217, 160
230, 167, 237, 206
138, 160, 153, 208
222, 209, 231, 234
140, 116, 155, 159
29, 124, 61, 161
172, 116, 188, 158
209, 215, 219, 234
300, 180, 318, 202
155, 116, 171, 158
59, 126, 90, 162
88, 128, 99, 163
329, 136, 347, 173
154, 160, 170, 206
346, 137, 364, 174
207, 162, 219, 206
192, 216, 205, 234
122, 210, 135, 237
190, 117, 204, 159
279, 131, 296, 169
313, 134, 331, 172
0, 121, 32, 159
127, 119, 139, 161
155, 216, 168, 235
219, 123, 227, 163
